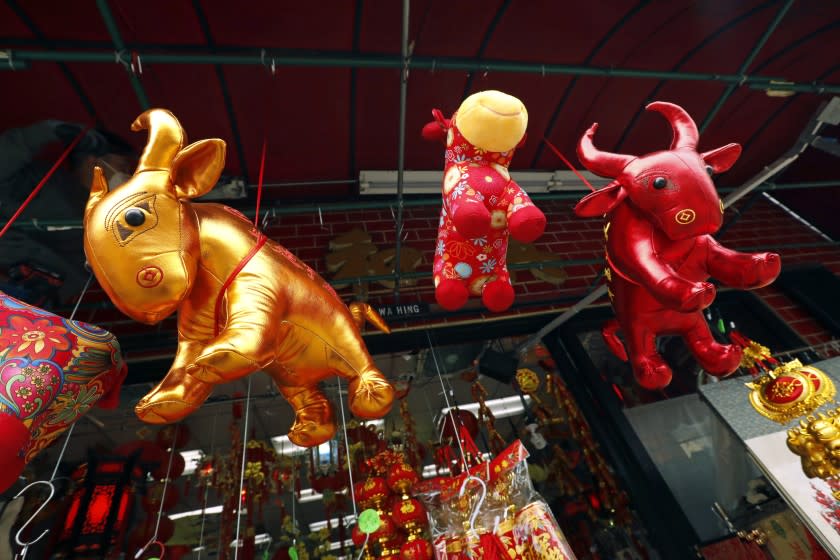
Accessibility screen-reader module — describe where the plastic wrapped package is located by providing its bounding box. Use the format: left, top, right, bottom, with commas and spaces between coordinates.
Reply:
416, 440, 577, 559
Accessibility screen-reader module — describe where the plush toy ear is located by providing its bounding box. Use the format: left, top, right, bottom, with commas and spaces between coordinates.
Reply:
422, 108, 450, 143
701, 143, 741, 173
171, 139, 226, 199
574, 181, 627, 217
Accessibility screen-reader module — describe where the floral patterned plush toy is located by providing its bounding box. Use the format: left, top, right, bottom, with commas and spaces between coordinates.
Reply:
423, 90, 546, 312
0, 293, 126, 491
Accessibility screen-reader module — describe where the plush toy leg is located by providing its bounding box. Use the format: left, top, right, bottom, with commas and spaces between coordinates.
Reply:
348, 367, 395, 420
436, 278, 469, 311
452, 204, 491, 239
482, 278, 515, 313
0, 413, 29, 492
507, 205, 546, 244
601, 319, 629, 362
707, 246, 781, 290
135, 372, 215, 424
278, 385, 337, 448
626, 327, 673, 390
681, 316, 742, 377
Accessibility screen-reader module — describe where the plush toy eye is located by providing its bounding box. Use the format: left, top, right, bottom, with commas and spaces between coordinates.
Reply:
653, 177, 668, 190
705, 165, 714, 176
124, 208, 146, 227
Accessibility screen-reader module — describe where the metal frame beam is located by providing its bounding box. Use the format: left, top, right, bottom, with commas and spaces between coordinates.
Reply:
94, 0, 150, 111
700, 0, 795, 132
7, 49, 840, 94
392, 0, 410, 303
191, 0, 250, 184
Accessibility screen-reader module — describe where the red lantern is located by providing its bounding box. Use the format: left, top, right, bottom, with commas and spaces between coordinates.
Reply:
386, 462, 419, 496
391, 497, 426, 528
59, 452, 137, 556
356, 477, 389, 509
401, 538, 434, 560
114, 440, 171, 478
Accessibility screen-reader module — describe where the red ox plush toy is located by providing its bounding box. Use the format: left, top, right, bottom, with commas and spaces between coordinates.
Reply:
0, 293, 126, 491
574, 102, 781, 390
423, 90, 546, 312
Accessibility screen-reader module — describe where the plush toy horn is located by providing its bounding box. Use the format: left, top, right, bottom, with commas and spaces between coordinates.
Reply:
646, 101, 699, 150
576, 123, 634, 178
131, 109, 186, 173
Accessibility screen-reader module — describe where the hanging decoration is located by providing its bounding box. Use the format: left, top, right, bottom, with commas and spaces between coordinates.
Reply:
463, 369, 506, 455
416, 440, 576, 559
58, 450, 138, 557
82, 108, 394, 447
728, 334, 840, 485
573, 101, 781, 390
352, 447, 433, 559
0, 292, 127, 492
422, 90, 546, 312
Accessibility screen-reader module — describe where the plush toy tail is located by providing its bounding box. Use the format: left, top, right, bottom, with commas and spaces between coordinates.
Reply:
0, 412, 30, 493
348, 302, 391, 334
422, 108, 450, 143
602, 319, 629, 362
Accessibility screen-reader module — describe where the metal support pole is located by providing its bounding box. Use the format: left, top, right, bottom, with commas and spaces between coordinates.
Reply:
94, 0, 150, 111
10, 49, 840, 94
393, 0, 410, 303
700, 0, 795, 132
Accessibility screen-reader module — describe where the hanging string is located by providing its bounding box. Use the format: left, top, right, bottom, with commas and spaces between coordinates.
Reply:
48, 272, 93, 482
0, 127, 90, 238
290, 442, 298, 551
425, 331, 470, 474
253, 134, 267, 229
195, 412, 219, 560
335, 377, 358, 519
135, 424, 180, 559
542, 137, 596, 192
233, 377, 252, 560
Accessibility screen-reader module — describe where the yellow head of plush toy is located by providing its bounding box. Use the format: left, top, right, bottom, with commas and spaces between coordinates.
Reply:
453, 90, 528, 153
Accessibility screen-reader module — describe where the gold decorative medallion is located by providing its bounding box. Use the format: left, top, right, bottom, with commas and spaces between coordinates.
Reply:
746, 360, 835, 424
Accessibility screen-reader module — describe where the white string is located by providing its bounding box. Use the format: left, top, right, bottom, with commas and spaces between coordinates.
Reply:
46, 273, 94, 483
425, 331, 469, 473
233, 377, 252, 559
336, 377, 358, 518
153, 427, 179, 539
195, 412, 219, 560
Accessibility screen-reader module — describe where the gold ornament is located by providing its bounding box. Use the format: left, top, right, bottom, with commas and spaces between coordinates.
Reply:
787, 408, 840, 480
746, 360, 835, 424
83, 109, 394, 447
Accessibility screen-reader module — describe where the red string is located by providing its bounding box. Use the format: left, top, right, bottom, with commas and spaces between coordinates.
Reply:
213, 233, 267, 337
542, 137, 595, 192
0, 127, 90, 238
253, 132, 267, 228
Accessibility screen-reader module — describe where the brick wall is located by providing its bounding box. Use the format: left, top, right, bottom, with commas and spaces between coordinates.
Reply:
264, 192, 840, 346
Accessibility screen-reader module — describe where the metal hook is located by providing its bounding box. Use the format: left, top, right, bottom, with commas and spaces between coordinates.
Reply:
458, 475, 487, 536
13, 480, 56, 558
135, 538, 165, 559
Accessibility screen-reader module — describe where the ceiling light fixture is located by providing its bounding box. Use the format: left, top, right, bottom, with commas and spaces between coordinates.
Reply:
358, 170, 609, 195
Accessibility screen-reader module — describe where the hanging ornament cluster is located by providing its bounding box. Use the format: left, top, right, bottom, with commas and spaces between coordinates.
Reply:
352, 449, 434, 559
573, 101, 780, 390
462, 369, 506, 455
434, 410, 484, 477
730, 332, 840, 485
83, 108, 395, 447
422, 90, 546, 312
416, 440, 576, 559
